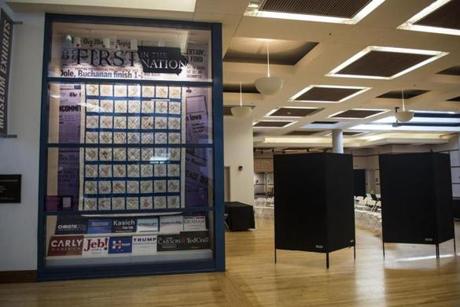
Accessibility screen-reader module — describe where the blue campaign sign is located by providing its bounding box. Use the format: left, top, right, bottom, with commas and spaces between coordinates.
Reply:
87, 219, 111, 234
108, 236, 132, 254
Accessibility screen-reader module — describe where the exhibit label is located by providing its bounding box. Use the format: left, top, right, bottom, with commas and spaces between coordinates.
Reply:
0, 10, 12, 136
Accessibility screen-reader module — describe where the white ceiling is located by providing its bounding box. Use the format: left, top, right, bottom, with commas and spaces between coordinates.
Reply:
8, 0, 460, 148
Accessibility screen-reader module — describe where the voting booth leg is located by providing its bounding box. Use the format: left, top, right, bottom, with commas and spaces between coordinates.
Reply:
326, 253, 330, 269
353, 244, 356, 261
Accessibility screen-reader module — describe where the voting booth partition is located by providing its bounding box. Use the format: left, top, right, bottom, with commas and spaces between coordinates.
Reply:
273, 153, 355, 268
379, 153, 456, 258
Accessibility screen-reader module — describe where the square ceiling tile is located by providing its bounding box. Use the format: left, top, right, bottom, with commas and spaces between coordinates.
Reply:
290, 85, 369, 103
224, 38, 317, 65
331, 109, 386, 119
328, 46, 447, 79
438, 66, 460, 75
377, 89, 429, 99
399, 0, 460, 36
253, 120, 295, 128
223, 83, 259, 93
285, 130, 322, 136
267, 107, 322, 117
245, 0, 385, 24
447, 96, 460, 102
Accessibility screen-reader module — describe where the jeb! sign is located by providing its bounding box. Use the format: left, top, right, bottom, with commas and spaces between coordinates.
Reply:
137, 46, 188, 75
0, 10, 13, 136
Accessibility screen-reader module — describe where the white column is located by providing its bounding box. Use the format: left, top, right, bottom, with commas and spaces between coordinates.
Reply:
332, 129, 344, 154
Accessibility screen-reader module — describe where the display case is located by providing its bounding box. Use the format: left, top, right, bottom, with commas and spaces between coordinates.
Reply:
38, 14, 224, 280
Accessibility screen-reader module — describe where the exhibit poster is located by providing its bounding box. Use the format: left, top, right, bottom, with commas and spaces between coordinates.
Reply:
50, 36, 210, 82
160, 215, 183, 233
55, 215, 88, 234
137, 218, 159, 233
82, 237, 109, 256
183, 216, 207, 231
108, 236, 133, 254
112, 218, 137, 233
87, 219, 112, 234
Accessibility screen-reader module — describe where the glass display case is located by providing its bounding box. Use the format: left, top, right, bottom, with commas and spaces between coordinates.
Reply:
38, 14, 223, 280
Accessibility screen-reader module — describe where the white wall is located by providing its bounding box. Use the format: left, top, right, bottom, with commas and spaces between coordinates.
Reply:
223, 116, 254, 205
0, 10, 44, 271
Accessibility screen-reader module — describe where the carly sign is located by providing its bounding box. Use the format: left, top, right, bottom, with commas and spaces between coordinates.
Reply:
48, 235, 84, 256
52, 38, 209, 81
0, 10, 13, 136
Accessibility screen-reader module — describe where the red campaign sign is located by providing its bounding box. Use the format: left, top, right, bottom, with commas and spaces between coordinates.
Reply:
48, 235, 84, 256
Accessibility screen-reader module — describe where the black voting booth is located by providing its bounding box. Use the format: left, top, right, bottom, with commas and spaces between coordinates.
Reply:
379, 152, 456, 258
274, 153, 355, 268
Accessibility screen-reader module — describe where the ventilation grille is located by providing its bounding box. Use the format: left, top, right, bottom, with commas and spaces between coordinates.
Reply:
259, 0, 373, 18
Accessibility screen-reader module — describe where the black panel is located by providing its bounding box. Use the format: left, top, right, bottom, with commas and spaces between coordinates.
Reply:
270, 107, 321, 117
433, 154, 454, 243
337, 51, 432, 77
438, 66, 460, 76
259, 0, 372, 19
312, 121, 339, 125
379, 153, 454, 245
332, 109, 383, 119
223, 83, 259, 93
286, 130, 321, 136
353, 169, 366, 196
326, 154, 355, 252
447, 96, 460, 102
254, 121, 292, 127
274, 153, 355, 254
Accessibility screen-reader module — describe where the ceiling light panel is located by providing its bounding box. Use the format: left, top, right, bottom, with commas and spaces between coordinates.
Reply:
266, 107, 323, 118
327, 46, 448, 79
253, 120, 297, 128
398, 0, 460, 36
289, 85, 370, 103
245, 0, 385, 24
330, 108, 387, 119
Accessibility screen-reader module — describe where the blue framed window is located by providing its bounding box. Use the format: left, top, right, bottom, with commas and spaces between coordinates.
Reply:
38, 14, 224, 281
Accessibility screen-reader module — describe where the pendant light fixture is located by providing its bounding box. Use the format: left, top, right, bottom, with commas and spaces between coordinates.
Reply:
394, 90, 414, 122
255, 44, 283, 95
231, 82, 253, 118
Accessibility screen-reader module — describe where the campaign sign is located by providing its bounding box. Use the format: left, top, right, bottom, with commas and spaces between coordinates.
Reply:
112, 218, 136, 233
82, 237, 109, 256
137, 46, 188, 75
48, 235, 84, 256
180, 231, 209, 250
55, 215, 87, 234
183, 216, 206, 231
157, 234, 181, 251
137, 217, 159, 233
132, 235, 157, 255
108, 236, 132, 254
87, 219, 111, 234
159, 216, 183, 234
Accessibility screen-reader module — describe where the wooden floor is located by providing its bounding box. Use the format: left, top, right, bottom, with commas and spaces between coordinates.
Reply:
1, 217, 460, 306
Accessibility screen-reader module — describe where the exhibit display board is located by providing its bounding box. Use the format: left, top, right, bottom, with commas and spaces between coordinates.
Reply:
38, 14, 224, 280
274, 153, 355, 268
379, 153, 455, 256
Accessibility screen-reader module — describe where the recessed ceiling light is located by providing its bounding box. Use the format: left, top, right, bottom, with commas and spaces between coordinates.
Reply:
289, 85, 371, 103
398, 0, 460, 36
327, 46, 448, 80
245, 0, 385, 24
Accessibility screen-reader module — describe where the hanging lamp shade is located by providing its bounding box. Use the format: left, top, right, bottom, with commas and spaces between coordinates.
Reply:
255, 76, 283, 96
394, 90, 414, 123
255, 44, 283, 95
231, 82, 253, 118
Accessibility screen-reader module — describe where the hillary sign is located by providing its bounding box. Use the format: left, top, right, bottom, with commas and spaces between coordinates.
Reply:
0, 10, 12, 136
